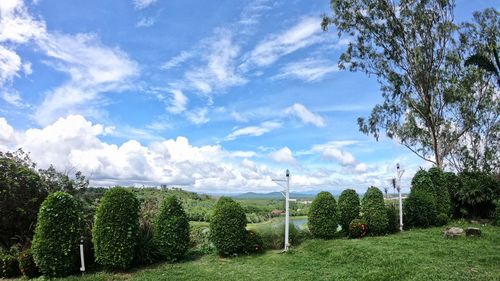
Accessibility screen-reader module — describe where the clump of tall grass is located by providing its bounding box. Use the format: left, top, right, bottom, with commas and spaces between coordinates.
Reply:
252, 222, 310, 250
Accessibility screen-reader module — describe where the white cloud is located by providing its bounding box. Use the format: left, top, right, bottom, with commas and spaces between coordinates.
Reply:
354, 163, 367, 173
225, 121, 281, 141
133, 0, 157, 10
321, 147, 356, 166
166, 89, 188, 114
162, 51, 193, 70
184, 31, 247, 95
185, 107, 210, 125
34, 32, 138, 125
230, 151, 257, 158
268, 147, 296, 165
1, 90, 23, 107
0, 0, 46, 44
285, 103, 325, 127
0, 117, 15, 143
241, 17, 324, 69
274, 59, 338, 82
136, 17, 155, 28
0, 45, 22, 86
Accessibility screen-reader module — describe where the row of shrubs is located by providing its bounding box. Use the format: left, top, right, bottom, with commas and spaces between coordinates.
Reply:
3, 187, 269, 278
307, 187, 399, 239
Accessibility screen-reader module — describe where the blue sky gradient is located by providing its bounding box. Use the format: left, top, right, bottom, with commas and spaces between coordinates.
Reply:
0, 0, 497, 193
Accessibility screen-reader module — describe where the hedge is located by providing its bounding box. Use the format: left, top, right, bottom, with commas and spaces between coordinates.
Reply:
155, 195, 190, 262
308, 191, 339, 239
404, 189, 437, 228
92, 187, 140, 270
338, 189, 360, 232
32, 192, 83, 277
210, 197, 247, 256
428, 167, 452, 222
361, 187, 388, 235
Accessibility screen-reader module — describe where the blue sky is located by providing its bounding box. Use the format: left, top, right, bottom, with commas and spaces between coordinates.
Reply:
0, 0, 497, 193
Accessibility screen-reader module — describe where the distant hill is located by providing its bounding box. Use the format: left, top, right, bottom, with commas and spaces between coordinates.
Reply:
231, 191, 318, 200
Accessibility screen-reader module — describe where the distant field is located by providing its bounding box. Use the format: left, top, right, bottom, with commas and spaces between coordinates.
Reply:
24, 221, 500, 281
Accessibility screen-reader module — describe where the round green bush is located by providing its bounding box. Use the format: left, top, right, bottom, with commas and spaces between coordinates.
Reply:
18, 248, 40, 278
436, 213, 449, 226
361, 187, 388, 235
428, 167, 452, 218
411, 169, 436, 195
32, 192, 83, 277
308, 191, 339, 239
338, 189, 360, 232
244, 230, 264, 254
210, 197, 247, 257
386, 203, 399, 233
348, 218, 367, 238
0, 253, 20, 278
92, 187, 139, 270
404, 190, 437, 228
155, 195, 190, 262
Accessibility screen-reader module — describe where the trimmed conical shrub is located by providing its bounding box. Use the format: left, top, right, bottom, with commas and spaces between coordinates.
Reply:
92, 187, 139, 270
210, 197, 247, 257
361, 187, 388, 235
405, 170, 438, 227
428, 167, 451, 224
308, 191, 339, 239
338, 189, 360, 232
155, 195, 190, 262
32, 192, 83, 277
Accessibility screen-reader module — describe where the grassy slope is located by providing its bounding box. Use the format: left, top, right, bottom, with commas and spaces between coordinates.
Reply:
29, 223, 499, 281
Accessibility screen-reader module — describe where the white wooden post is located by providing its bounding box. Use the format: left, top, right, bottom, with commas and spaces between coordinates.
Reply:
79, 237, 85, 273
396, 164, 405, 232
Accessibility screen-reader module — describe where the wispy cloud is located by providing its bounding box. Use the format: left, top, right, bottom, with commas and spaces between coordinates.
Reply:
225, 120, 281, 141
35, 32, 138, 125
162, 51, 193, 70
285, 103, 325, 127
185, 107, 210, 125
133, 0, 157, 10
273, 58, 338, 82
136, 17, 155, 27
241, 17, 324, 69
166, 89, 188, 114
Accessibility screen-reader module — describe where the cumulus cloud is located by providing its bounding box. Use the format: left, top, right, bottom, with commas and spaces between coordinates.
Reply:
136, 17, 155, 27
225, 121, 281, 141
185, 107, 210, 125
285, 103, 325, 127
268, 147, 296, 165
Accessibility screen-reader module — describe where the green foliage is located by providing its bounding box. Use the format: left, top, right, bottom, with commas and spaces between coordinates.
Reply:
0, 252, 20, 278
494, 200, 500, 226
404, 190, 437, 228
92, 187, 139, 270
443, 172, 461, 218
428, 167, 452, 218
0, 150, 47, 247
348, 218, 367, 239
436, 213, 449, 226
386, 203, 399, 234
251, 222, 302, 250
155, 195, 190, 262
135, 222, 162, 266
454, 171, 499, 218
18, 248, 40, 278
308, 191, 339, 239
411, 170, 436, 195
32, 192, 83, 277
210, 197, 247, 256
244, 230, 264, 254
189, 223, 215, 255
38, 165, 89, 194
361, 187, 388, 235
338, 189, 360, 232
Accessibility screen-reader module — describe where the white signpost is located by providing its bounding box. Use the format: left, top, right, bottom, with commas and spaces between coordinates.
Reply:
272, 169, 296, 252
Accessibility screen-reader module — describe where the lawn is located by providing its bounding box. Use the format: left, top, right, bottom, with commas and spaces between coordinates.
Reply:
23, 222, 500, 281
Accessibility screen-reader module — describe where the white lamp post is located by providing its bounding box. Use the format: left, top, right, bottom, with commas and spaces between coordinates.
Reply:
272, 169, 296, 252
396, 163, 405, 231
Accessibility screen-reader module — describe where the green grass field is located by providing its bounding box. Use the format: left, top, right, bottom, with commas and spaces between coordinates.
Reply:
21, 222, 500, 281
